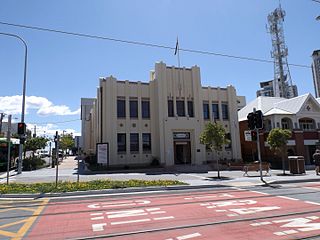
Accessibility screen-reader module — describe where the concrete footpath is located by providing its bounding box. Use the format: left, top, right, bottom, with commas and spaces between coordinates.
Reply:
0, 156, 319, 188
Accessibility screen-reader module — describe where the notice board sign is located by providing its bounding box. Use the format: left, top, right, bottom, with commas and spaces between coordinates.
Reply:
97, 143, 109, 165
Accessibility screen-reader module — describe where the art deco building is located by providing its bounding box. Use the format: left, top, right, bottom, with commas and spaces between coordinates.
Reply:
81, 62, 242, 167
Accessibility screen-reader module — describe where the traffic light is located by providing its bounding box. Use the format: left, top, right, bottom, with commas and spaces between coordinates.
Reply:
17, 122, 26, 135
255, 110, 263, 129
251, 130, 257, 141
247, 110, 264, 130
247, 112, 255, 130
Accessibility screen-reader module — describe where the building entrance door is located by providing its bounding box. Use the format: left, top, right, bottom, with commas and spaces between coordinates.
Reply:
174, 141, 191, 164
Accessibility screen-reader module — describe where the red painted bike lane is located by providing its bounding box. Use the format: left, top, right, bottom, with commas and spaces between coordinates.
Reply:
26, 190, 320, 239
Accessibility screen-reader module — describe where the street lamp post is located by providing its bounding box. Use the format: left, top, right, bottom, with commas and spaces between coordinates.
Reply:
0, 32, 28, 174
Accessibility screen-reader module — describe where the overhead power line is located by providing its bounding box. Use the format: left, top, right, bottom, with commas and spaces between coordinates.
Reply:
0, 21, 310, 69
28, 119, 80, 125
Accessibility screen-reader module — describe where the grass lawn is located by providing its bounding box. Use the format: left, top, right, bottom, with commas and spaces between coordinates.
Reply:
0, 179, 186, 194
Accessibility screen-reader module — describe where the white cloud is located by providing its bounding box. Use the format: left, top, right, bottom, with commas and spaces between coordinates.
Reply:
27, 123, 80, 138
0, 95, 80, 116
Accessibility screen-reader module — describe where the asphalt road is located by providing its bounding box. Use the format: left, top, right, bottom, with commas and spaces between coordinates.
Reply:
1, 182, 320, 240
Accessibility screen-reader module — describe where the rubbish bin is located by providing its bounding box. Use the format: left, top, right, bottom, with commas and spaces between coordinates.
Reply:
288, 156, 305, 174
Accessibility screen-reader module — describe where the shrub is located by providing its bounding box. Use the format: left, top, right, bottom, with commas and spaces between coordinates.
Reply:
23, 156, 46, 171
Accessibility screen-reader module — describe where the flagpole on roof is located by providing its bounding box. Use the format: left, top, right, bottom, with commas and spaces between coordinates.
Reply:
174, 37, 180, 68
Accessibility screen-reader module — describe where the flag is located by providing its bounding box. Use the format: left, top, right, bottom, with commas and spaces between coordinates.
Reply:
174, 37, 179, 55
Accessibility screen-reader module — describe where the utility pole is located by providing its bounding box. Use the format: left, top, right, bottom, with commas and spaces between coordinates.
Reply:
55, 131, 59, 187
6, 115, 11, 185
0, 113, 4, 135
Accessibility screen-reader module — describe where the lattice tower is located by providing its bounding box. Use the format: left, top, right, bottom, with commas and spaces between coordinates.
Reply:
267, 5, 294, 98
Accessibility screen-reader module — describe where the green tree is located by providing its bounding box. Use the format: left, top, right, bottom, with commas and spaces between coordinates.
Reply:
267, 128, 292, 175
200, 122, 230, 178
25, 137, 48, 157
60, 133, 74, 157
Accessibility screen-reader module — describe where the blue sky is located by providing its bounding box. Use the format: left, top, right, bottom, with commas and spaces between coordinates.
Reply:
0, 0, 319, 137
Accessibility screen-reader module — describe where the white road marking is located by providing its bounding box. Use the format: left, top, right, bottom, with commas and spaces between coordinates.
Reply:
305, 201, 320, 206
88, 200, 151, 209
278, 196, 299, 201
203, 199, 257, 208
153, 216, 174, 221
107, 209, 148, 219
110, 218, 151, 225
91, 216, 104, 220
146, 208, 161, 211
249, 190, 269, 195
250, 221, 272, 226
229, 206, 280, 215
177, 232, 202, 239
150, 211, 166, 214
90, 212, 103, 216
92, 223, 106, 232
184, 193, 234, 200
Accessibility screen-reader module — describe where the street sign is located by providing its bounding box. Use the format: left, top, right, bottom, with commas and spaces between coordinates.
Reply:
97, 143, 109, 164
244, 130, 252, 141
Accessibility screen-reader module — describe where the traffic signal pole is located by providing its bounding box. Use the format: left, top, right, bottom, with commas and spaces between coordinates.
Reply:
252, 108, 267, 185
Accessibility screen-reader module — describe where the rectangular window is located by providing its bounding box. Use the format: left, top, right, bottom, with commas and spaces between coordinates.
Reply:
130, 133, 139, 152
176, 100, 185, 117
130, 99, 138, 118
168, 100, 174, 117
117, 133, 126, 152
117, 99, 126, 118
222, 103, 229, 120
142, 100, 150, 119
142, 133, 151, 152
212, 103, 219, 120
203, 103, 209, 120
187, 101, 194, 117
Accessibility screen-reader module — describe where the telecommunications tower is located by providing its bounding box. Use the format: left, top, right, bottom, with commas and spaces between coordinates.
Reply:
267, 5, 297, 98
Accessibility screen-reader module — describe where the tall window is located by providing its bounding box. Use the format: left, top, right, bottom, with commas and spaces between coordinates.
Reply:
130, 133, 139, 152
117, 98, 126, 118
142, 100, 150, 119
130, 99, 138, 118
176, 100, 185, 117
142, 133, 151, 152
117, 133, 126, 152
187, 101, 194, 117
168, 100, 174, 117
222, 103, 229, 120
212, 103, 219, 120
299, 118, 315, 131
203, 103, 209, 120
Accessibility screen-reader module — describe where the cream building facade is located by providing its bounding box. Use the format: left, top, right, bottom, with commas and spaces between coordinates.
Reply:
81, 62, 242, 167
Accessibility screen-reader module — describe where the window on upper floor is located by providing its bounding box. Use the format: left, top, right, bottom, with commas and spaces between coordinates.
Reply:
142, 133, 151, 152
117, 98, 126, 118
176, 100, 185, 117
212, 103, 219, 121
299, 118, 315, 131
187, 101, 194, 117
130, 99, 138, 118
222, 103, 229, 120
168, 100, 174, 117
117, 133, 126, 153
130, 133, 139, 152
203, 102, 209, 120
142, 100, 150, 119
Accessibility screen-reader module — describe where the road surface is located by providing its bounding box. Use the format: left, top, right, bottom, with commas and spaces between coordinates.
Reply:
0, 182, 320, 239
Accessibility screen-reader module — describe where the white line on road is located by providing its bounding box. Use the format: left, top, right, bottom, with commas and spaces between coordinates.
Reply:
305, 201, 320, 206
278, 196, 299, 201
110, 218, 151, 225
177, 233, 202, 240
153, 216, 174, 221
